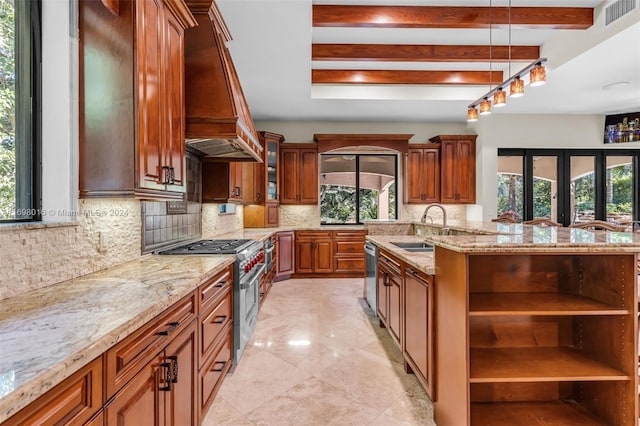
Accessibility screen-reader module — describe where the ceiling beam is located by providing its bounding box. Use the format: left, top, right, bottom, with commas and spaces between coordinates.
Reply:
312, 5, 593, 30
312, 44, 540, 62
311, 69, 504, 85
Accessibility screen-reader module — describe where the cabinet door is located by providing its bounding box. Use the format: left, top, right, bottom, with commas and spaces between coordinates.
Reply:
454, 139, 475, 203
265, 138, 279, 201
440, 141, 457, 204
406, 149, 425, 203
136, 0, 165, 192
299, 149, 318, 204
388, 270, 402, 346
377, 264, 389, 323
276, 231, 295, 277
163, 5, 186, 192
423, 148, 440, 203
280, 149, 299, 204
106, 353, 166, 426
295, 240, 314, 273
314, 239, 334, 273
165, 321, 197, 426
266, 202, 279, 226
228, 162, 243, 201
404, 269, 433, 397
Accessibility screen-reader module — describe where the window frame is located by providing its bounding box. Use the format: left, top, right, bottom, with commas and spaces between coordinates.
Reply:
498, 148, 639, 226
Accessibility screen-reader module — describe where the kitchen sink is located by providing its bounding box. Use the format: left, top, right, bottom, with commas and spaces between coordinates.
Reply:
391, 242, 434, 252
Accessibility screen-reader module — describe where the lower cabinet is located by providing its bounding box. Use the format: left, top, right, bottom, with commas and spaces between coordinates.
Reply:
275, 231, 295, 280
377, 249, 403, 348
294, 230, 367, 277
403, 266, 434, 399
166, 323, 198, 425
198, 324, 233, 419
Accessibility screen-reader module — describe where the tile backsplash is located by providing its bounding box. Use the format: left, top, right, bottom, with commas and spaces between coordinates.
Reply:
141, 201, 201, 252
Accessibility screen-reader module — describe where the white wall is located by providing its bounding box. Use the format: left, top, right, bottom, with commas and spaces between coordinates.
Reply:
469, 113, 640, 221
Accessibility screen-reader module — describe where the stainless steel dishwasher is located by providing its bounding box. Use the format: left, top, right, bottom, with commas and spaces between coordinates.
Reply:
364, 241, 378, 316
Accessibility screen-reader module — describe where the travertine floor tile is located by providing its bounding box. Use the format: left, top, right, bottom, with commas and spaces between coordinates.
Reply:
205, 278, 435, 425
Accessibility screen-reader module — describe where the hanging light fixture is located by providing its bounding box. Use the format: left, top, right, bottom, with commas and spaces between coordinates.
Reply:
467, 107, 479, 122
530, 62, 547, 86
494, 88, 507, 107
510, 77, 525, 97
479, 98, 492, 115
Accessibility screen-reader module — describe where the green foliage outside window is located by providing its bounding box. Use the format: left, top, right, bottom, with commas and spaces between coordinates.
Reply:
0, 0, 16, 218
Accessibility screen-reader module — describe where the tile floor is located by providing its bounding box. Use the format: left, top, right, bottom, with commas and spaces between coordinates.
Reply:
202, 278, 436, 425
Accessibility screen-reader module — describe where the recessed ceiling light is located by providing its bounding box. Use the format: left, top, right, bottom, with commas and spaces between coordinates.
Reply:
602, 81, 631, 91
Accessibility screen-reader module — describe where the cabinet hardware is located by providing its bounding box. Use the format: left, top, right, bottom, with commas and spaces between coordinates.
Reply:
212, 360, 227, 372
214, 281, 227, 288
234, 186, 241, 197
161, 166, 171, 184
167, 355, 178, 383
169, 167, 175, 185
159, 362, 173, 391
256, 192, 261, 201
158, 321, 180, 336
383, 272, 390, 286
212, 315, 227, 324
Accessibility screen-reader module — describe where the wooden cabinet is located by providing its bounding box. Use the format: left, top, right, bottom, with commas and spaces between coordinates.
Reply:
430, 135, 476, 204
165, 321, 198, 425
202, 160, 253, 204
79, 0, 196, 199
244, 132, 285, 228
403, 267, 434, 399
406, 144, 440, 204
333, 231, 367, 274
280, 144, 318, 205
377, 249, 403, 348
295, 231, 333, 274
435, 249, 637, 425
276, 231, 295, 280
3, 357, 103, 426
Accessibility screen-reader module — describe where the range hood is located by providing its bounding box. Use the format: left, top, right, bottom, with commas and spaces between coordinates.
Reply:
184, 0, 263, 161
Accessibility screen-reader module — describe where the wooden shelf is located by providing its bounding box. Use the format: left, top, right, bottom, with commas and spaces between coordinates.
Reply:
470, 347, 629, 383
471, 401, 606, 425
469, 293, 628, 316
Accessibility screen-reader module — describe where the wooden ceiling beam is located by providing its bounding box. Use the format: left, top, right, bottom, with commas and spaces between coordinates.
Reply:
311, 69, 504, 85
312, 5, 593, 30
312, 44, 540, 62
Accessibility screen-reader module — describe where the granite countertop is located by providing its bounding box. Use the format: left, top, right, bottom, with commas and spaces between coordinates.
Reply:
366, 235, 435, 275
216, 225, 367, 242
0, 254, 235, 423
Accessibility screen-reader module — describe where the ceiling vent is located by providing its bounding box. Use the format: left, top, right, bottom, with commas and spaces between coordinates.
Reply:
605, 0, 637, 26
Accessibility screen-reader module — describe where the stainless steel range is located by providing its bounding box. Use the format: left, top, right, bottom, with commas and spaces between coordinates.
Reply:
158, 239, 264, 364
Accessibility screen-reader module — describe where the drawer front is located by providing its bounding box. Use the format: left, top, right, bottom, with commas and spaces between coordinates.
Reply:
199, 266, 232, 313
105, 292, 196, 399
4, 357, 103, 426
200, 290, 232, 363
379, 250, 402, 276
334, 256, 365, 273
199, 325, 233, 418
334, 240, 364, 255
296, 230, 332, 240
334, 231, 366, 240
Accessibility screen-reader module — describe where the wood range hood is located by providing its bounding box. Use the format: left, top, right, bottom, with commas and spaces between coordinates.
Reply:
184, 0, 263, 162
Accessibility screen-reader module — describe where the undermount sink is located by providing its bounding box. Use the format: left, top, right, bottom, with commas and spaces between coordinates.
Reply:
391, 242, 434, 252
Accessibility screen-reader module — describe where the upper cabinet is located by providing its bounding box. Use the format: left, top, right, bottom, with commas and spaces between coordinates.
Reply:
406, 144, 440, 204
202, 160, 252, 204
280, 144, 318, 205
430, 135, 477, 204
79, 0, 196, 199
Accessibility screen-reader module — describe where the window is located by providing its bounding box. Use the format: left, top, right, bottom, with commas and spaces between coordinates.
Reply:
497, 149, 639, 229
320, 154, 397, 224
0, 0, 41, 221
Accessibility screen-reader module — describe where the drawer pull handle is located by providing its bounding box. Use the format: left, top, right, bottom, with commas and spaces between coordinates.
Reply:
212, 360, 227, 372
158, 321, 180, 336
383, 272, 390, 287
214, 281, 227, 288
212, 315, 227, 324
159, 362, 173, 391
167, 355, 179, 383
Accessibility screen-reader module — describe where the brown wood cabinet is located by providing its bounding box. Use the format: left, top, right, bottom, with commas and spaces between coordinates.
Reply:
295, 231, 334, 274
435, 249, 637, 425
2, 357, 103, 426
202, 160, 254, 204
406, 144, 440, 204
377, 249, 403, 348
333, 231, 367, 275
430, 135, 476, 204
403, 267, 434, 399
280, 144, 318, 205
79, 0, 196, 199
276, 231, 295, 280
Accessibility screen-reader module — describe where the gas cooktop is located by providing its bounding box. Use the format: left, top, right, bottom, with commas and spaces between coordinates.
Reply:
158, 239, 256, 255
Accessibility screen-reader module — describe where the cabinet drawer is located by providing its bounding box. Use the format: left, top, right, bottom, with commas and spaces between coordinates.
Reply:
334, 231, 366, 240
334, 240, 364, 255
200, 290, 232, 364
334, 256, 365, 273
199, 325, 233, 418
4, 357, 103, 426
199, 265, 232, 313
379, 250, 402, 276
296, 230, 332, 239
105, 292, 196, 399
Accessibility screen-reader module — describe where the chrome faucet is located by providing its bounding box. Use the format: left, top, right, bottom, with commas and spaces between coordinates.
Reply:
421, 203, 449, 235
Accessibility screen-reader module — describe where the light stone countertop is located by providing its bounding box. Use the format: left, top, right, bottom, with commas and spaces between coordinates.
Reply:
366, 235, 435, 275
0, 254, 235, 423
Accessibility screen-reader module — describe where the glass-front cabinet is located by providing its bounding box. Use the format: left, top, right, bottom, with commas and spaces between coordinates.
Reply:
266, 137, 278, 201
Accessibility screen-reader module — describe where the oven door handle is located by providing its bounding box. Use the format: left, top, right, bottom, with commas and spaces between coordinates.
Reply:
240, 264, 266, 290
265, 245, 275, 253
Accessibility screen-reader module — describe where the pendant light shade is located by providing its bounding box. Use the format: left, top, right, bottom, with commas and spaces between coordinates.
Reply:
510, 77, 524, 98
493, 89, 506, 107
467, 107, 478, 122
479, 98, 492, 115
530, 63, 546, 87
